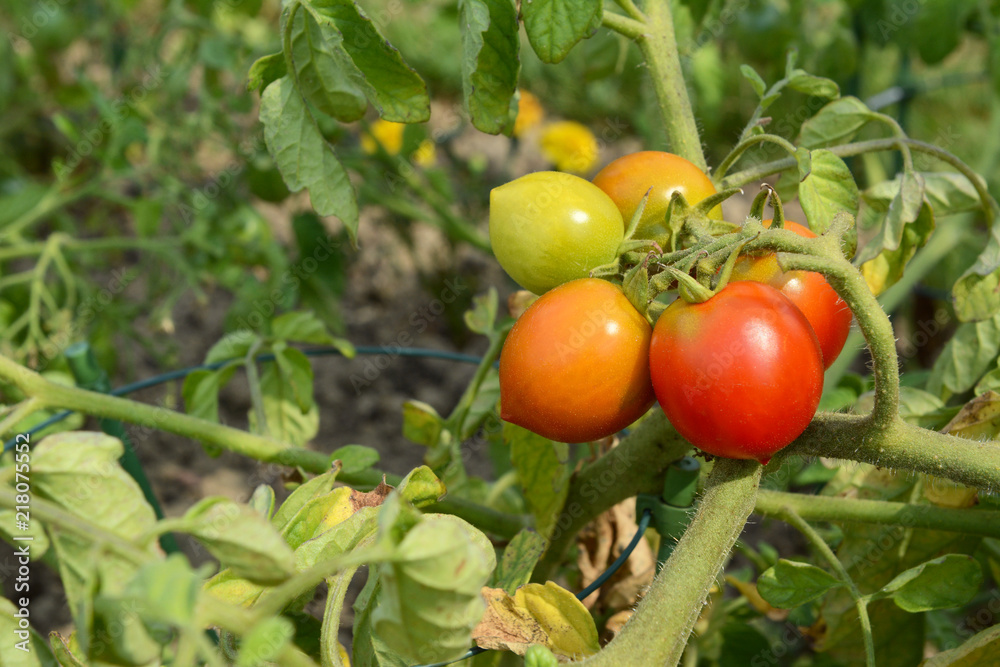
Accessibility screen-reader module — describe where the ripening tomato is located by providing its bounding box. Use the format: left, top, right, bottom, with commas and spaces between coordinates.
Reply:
500, 279, 655, 442
731, 220, 852, 368
648, 281, 823, 463
592, 151, 723, 240
490, 172, 624, 296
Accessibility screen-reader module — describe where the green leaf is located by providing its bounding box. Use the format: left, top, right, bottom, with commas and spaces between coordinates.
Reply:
330, 444, 380, 474
304, 0, 429, 122
493, 529, 547, 595
260, 76, 359, 244
205, 331, 258, 363
397, 466, 448, 507
926, 313, 1000, 399
876, 554, 982, 613
859, 201, 934, 295
797, 149, 859, 235
49, 632, 86, 667
402, 400, 444, 448
954, 200, 1000, 322
179, 497, 297, 584
857, 170, 925, 264
464, 288, 499, 337
251, 351, 319, 446
896, 387, 946, 429
757, 559, 843, 608
237, 617, 295, 667
352, 576, 408, 667
247, 52, 287, 93
923, 623, 1000, 666
123, 553, 203, 626
786, 70, 840, 99
272, 310, 354, 355
0, 597, 58, 666
182, 366, 237, 423
740, 64, 766, 97
798, 96, 878, 149
506, 422, 570, 539
913, 0, 976, 65
523, 0, 601, 65
289, 7, 367, 121
459, 0, 520, 134
271, 468, 340, 530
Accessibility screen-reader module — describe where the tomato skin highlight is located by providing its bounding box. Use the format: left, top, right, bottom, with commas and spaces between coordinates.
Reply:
592, 151, 722, 240
731, 220, 852, 369
489, 172, 624, 296
499, 279, 655, 443
648, 281, 823, 463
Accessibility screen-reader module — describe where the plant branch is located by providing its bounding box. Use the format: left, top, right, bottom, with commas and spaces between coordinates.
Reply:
755, 490, 1000, 539
532, 410, 691, 581
601, 10, 647, 41
774, 506, 874, 667
581, 458, 763, 666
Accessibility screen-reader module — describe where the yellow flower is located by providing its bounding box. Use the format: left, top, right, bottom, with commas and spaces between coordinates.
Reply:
540, 121, 599, 175
513, 89, 544, 137
361, 119, 436, 167
361, 119, 405, 155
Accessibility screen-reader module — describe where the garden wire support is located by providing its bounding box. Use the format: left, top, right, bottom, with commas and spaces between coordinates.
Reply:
636, 456, 700, 570
413, 508, 655, 667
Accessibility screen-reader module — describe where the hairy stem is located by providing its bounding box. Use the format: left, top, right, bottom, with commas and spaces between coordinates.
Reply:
755, 490, 1000, 539
581, 459, 763, 666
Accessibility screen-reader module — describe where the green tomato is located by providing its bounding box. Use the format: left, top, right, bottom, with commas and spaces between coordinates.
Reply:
489, 172, 624, 295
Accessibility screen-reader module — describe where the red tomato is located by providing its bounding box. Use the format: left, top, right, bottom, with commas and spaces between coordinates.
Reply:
648, 281, 823, 463
499, 279, 655, 442
592, 151, 723, 240
731, 220, 852, 368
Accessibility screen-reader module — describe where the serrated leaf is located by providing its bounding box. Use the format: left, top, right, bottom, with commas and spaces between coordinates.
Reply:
459, 0, 520, 134
787, 70, 840, 99
757, 559, 843, 608
877, 554, 981, 612
798, 96, 878, 149
797, 149, 859, 235
506, 422, 569, 540
247, 52, 287, 93
472, 582, 600, 659
272, 310, 354, 355
857, 170, 925, 264
330, 444, 380, 474
260, 76, 359, 244
926, 313, 1000, 399
740, 64, 766, 97
464, 288, 499, 337
182, 366, 237, 423
493, 530, 547, 595
523, 0, 602, 64
402, 400, 444, 448
180, 497, 297, 584
289, 6, 367, 121
304, 0, 429, 122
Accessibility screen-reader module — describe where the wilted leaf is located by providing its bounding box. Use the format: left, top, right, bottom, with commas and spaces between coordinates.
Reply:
472, 582, 600, 659
493, 530, 547, 595
922, 623, 1000, 666
576, 499, 654, 612
942, 391, 1000, 440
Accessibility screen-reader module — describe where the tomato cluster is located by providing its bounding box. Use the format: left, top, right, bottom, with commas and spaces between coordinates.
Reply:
490, 152, 852, 464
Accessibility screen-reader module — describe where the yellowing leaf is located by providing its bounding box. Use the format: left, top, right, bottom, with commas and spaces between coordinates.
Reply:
473, 582, 600, 660
942, 391, 1000, 440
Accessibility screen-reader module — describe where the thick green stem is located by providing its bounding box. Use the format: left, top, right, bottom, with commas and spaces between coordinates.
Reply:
0, 354, 527, 538
532, 410, 691, 581
633, 2, 707, 170
581, 459, 763, 667
756, 490, 1000, 540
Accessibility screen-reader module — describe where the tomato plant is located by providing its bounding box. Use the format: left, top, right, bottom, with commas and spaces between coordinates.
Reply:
499, 279, 654, 443
731, 220, 853, 368
490, 172, 624, 295
648, 281, 823, 463
591, 151, 722, 240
